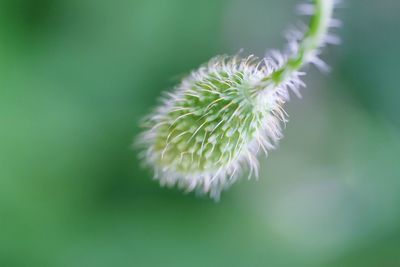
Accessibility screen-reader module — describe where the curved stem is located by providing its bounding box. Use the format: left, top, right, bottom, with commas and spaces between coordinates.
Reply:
263, 0, 334, 84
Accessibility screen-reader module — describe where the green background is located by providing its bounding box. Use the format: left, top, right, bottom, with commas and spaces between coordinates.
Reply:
1, 0, 400, 266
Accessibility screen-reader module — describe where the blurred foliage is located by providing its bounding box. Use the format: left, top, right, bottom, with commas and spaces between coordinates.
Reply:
1, 0, 400, 266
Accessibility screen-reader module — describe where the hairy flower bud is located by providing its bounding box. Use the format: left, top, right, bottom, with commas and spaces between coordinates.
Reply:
139, 56, 285, 199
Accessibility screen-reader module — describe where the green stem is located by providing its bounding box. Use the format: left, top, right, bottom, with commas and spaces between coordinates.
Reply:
263, 0, 334, 84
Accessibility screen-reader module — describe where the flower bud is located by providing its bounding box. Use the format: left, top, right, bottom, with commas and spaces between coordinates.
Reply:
139, 56, 283, 199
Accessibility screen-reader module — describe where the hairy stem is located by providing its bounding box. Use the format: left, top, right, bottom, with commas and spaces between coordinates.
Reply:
263, 0, 334, 84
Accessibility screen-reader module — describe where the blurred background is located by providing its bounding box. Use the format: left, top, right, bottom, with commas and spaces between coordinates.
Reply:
1, 0, 400, 266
